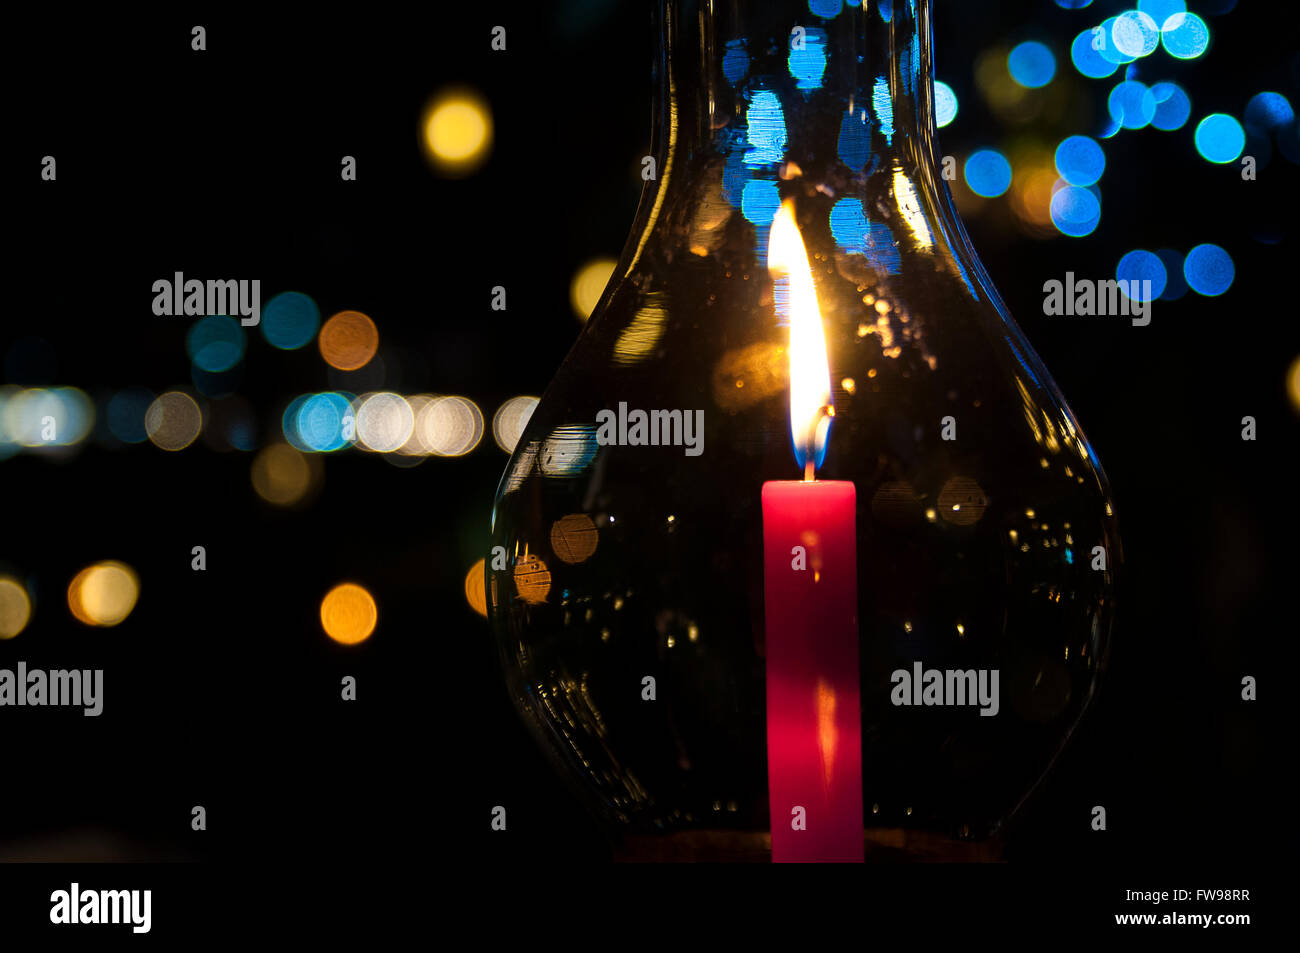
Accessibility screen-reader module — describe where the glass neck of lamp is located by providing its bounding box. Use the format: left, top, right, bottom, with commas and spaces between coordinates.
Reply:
653, 0, 938, 190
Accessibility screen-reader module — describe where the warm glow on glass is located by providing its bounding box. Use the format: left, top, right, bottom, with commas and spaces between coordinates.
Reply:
550, 513, 600, 564
0, 577, 32, 639
513, 552, 551, 604
893, 169, 935, 248
768, 199, 833, 473
570, 258, 617, 322
67, 561, 140, 627
613, 293, 668, 362
320, 583, 377, 645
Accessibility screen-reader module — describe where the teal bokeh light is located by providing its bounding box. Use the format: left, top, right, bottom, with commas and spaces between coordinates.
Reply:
261, 291, 321, 351
186, 315, 246, 373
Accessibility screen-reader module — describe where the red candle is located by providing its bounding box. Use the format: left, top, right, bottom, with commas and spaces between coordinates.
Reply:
762, 480, 863, 862
762, 200, 864, 863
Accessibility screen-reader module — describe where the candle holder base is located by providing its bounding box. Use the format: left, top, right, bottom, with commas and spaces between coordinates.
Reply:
613, 828, 1004, 863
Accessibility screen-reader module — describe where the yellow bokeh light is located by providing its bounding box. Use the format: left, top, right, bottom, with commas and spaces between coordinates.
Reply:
423, 90, 493, 177
465, 559, 487, 618
320, 583, 377, 645
0, 577, 33, 639
251, 443, 316, 506
550, 514, 599, 564
570, 258, 617, 322
67, 561, 140, 627
318, 310, 379, 371
145, 391, 202, 451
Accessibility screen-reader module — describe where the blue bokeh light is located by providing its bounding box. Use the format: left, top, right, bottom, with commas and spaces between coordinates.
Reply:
1116, 250, 1167, 301
873, 76, 894, 144
838, 110, 870, 169
1109, 80, 1157, 129
744, 91, 788, 166
934, 81, 958, 128
1050, 185, 1102, 237
741, 179, 780, 227
1244, 92, 1295, 131
1055, 135, 1106, 186
810, 0, 841, 17
788, 27, 827, 91
1150, 82, 1191, 130
1184, 244, 1234, 296
828, 198, 867, 249
722, 145, 748, 207
1138, 0, 1185, 28
1097, 18, 1138, 66
228, 417, 255, 452
1161, 12, 1209, 60
1008, 42, 1056, 88
1113, 11, 1161, 58
722, 40, 748, 85
1194, 113, 1245, 163
186, 315, 246, 373
261, 291, 320, 351
1156, 248, 1188, 300
281, 395, 312, 452
297, 392, 354, 452
1054, 0, 1094, 8
829, 198, 901, 274
1071, 28, 1117, 79
964, 150, 1012, 198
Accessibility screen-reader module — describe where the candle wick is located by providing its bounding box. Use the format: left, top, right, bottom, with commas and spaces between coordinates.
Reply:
801, 404, 834, 483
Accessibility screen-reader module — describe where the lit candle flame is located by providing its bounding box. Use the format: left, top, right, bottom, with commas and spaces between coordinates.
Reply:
768, 199, 833, 481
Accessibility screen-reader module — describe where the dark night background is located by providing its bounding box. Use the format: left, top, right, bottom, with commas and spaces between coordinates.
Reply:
1, 0, 1293, 904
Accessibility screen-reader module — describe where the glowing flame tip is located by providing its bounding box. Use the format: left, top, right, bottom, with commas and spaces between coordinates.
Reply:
768, 200, 833, 475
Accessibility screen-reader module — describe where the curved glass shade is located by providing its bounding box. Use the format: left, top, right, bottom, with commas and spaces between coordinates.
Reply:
489, 0, 1119, 856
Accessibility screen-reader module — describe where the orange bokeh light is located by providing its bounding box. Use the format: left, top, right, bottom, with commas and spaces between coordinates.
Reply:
320, 582, 378, 645
318, 311, 379, 371
465, 559, 488, 618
